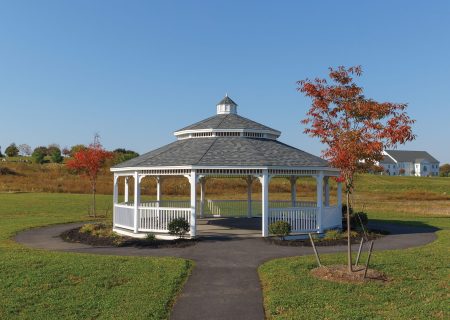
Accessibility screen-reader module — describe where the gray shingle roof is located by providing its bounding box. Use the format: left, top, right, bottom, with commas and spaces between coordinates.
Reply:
380, 155, 396, 164
385, 150, 439, 163
176, 113, 279, 133
113, 137, 328, 168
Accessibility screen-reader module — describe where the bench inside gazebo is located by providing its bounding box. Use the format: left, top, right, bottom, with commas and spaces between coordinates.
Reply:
111, 96, 342, 238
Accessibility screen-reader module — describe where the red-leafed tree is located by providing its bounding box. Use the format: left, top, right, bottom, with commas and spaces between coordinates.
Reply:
66, 135, 113, 217
298, 66, 415, 272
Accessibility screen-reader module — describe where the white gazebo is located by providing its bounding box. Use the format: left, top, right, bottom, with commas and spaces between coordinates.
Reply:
111, 96, 342, 238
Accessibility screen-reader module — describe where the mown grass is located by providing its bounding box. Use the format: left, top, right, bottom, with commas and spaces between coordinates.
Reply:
259, 194, 450, 319
0, 193, 192, 320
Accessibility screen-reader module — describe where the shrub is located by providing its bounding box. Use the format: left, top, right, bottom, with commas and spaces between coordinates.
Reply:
324, 229, 342, 240
269, 221, 291, 240
168, 218, 190, 238
342, 230, 359, 238
342, 205, 368, 229
79, 223, 96, 234
145, 233, 156, 242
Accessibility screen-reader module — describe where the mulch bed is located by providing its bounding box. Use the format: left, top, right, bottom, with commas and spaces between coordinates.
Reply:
60, 227, 197, 249
311, 264, 389, 283
265, 229, 387, 247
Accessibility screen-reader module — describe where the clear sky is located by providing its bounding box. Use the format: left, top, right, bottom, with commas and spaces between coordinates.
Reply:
1, 1, 449, 163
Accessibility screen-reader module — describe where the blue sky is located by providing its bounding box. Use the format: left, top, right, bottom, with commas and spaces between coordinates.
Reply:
1, 1, 449, 163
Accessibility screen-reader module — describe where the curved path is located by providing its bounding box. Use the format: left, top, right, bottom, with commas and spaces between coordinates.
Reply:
15, 222, 437, 320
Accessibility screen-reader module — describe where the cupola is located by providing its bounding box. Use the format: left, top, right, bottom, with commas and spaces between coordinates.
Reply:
216, 94, 238, 114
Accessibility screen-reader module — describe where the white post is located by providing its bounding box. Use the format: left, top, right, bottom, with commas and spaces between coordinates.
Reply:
189, 170, 197, 237
260, 170, 270, 237
124, 177, 129, 203
337, 181, 342, 226
156, 176, 162, 203
133, 171, 140, 234
316, 172, 324, 233
200, 178, 205, 218
247, 176, 253, 218
113, 174, 118, 228
324, 177, 330, 207
290, 176, 297, 207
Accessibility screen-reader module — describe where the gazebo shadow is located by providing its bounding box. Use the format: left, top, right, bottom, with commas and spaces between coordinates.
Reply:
368, 219, 440, 234
197, 217, 262, 238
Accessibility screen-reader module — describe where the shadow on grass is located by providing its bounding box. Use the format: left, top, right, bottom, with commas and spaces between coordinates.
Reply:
368, 219, 440, 234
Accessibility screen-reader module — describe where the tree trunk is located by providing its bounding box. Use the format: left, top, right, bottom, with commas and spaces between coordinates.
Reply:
346, 191, 352, 272
92, 181, 96, 218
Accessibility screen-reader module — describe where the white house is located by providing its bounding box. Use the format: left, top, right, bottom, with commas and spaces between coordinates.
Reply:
378, 150, 440, 177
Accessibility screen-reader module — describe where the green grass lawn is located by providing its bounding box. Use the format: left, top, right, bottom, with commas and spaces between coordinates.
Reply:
259, 205, 450, 319
0, 193, 192, 320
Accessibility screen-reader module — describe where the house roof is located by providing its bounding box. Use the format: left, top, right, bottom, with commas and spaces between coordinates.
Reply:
113, 137, 328, 168
380, 155, 396, 164
384, 150, 439, 163
175, 113, 280, 133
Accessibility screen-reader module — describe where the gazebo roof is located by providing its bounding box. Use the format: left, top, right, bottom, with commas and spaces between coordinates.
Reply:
175, 113, 279, 133
113, 137, 328, 168
112, 95, 333, 171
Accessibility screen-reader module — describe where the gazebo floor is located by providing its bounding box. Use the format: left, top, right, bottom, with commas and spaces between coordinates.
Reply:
197, 217, 262, 238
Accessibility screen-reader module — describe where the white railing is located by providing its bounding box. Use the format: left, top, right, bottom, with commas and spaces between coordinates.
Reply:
114, 204, 134, 230
269, 207, 318, 233
322, 206, 341, 230
203, 200, 317, 217
140, 200, 190, 208
139, 207, 191, 233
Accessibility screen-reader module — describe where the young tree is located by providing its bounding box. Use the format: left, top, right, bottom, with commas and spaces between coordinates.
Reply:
66, 135, 113, 217
69, 144, 87, 157
5, 143, 19, 157
62, 146, 71, 157
18, 144, 32, 156
298, 66, 415, 272
440, 164, 450, 177
32, 146, 47, 164
50, 148, 64, 163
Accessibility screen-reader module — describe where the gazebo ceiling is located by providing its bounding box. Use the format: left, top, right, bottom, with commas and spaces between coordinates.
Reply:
112, 96, 332, 170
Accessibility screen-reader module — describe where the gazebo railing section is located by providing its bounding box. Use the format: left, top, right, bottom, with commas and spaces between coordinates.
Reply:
139, 207, 191, 233
113, 201, 338, 234
121, 200, 317, 217
114, 204, 135, 230
268, 207, 318, 232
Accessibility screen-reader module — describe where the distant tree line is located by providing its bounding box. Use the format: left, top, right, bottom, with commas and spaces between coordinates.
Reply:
0, 142, 139, 166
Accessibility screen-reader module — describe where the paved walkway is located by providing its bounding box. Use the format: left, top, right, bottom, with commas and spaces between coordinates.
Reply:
15, 221, 437, 320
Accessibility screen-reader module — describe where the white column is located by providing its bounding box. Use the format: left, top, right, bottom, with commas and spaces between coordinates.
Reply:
156, 176, 162, 203
290, 176, 297, 207
113, 174, 118, 228
324, 177, 330, 207
133, 171, 141, 234
124, 177, 129, 203
246, 176, 253, 218
189, 170, 197, 237
316, 172, 324, 233
200, 178, 206, 218
260, 170, 270, 237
